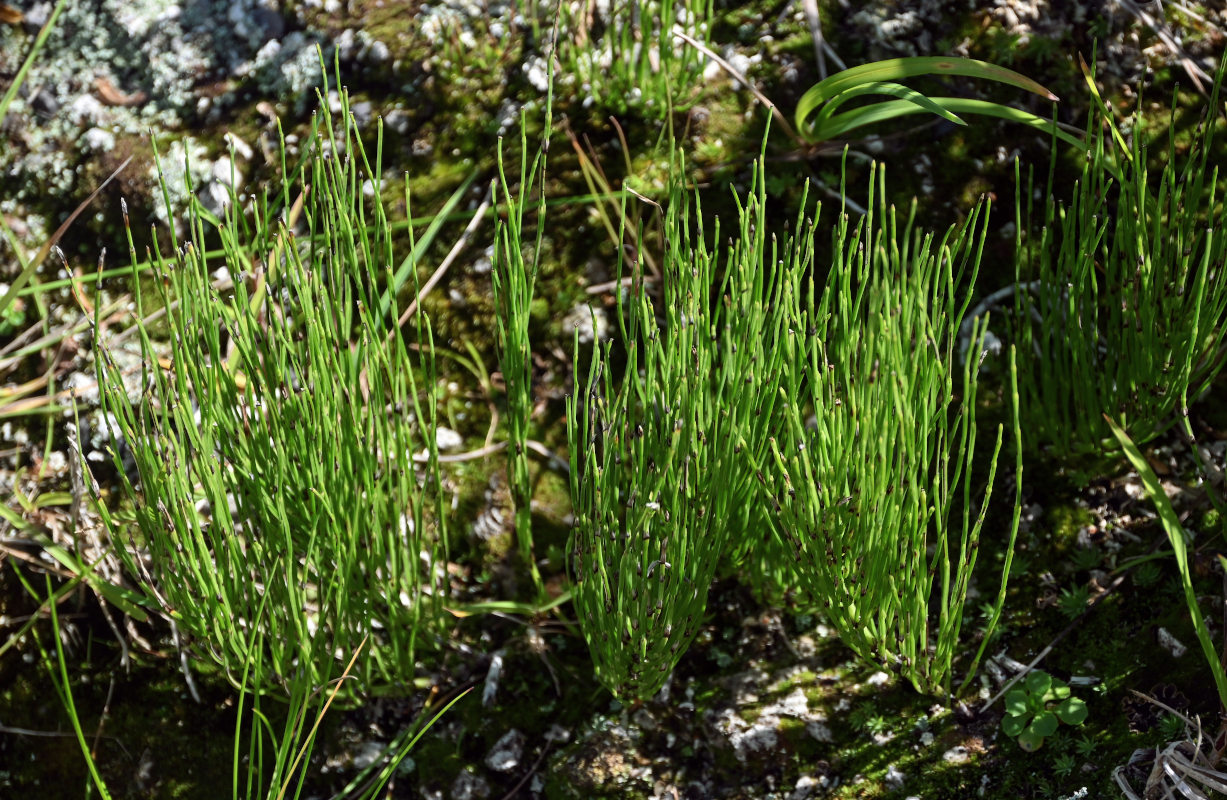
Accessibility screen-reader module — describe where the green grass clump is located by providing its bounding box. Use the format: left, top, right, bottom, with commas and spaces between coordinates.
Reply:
566, 141, 1020, 700
493, 105, 553, 598
566, 144, 788, 700
763, 164, 1019, 697
92, 86, 449, 697
1011, 62, 1227, 460
556, 0, 713, 120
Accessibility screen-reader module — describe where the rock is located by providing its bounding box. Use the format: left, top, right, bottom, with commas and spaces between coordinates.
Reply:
806, 720, 833, 742
30, 89, 59, 116
522, 55, 549, 92
384, 108, 412, 135
251, 6, 285, 42
435, 427, 463, 451
350, 100, 374, 128
544, 724, 570, 744
1157, 627, 1187, 658
201, 181, 234, 217
364, 39, 390, 65
551, 718, 649, 792
790, 775, 823, 800
711, 688, 828, 762
22, 1, 51, 33
450, 770, 490, 800
351, 740, 385, 770
484, 728, 525, 772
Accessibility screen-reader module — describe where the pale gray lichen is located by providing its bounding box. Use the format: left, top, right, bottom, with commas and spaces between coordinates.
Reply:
0, 0, 327, 246
708, 687, 832, 762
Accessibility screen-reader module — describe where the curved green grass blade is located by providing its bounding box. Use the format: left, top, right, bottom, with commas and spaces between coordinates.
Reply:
807, 96, 1086, 152
796, 56, 1064, 145
40, 543, 151, 621
810, 81, 967, 135
1107, 415, 1227, 712
1078, 52, 1131, 160
797, 56, 1058, 129
378, 169, 478, 318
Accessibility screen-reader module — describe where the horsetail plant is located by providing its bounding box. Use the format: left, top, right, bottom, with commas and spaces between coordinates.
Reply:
760, 165, 1020, 697
1010, 65, 1227, 460
567, 147, 786, 700
492, 104, 553, 598
558, 0, 713, 119
715, 151, 814, 603
91, 84, 449, 696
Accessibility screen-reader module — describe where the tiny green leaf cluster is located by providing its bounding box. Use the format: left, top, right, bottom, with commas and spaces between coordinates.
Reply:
1002, 670, 1089, 751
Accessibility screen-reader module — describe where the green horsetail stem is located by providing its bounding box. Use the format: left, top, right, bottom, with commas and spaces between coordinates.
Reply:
492, 107, 552, 598
762, 161, 1019, 697
1011, 54, 1227, 459
567, 140, 788, 699
93, 78, 448, 697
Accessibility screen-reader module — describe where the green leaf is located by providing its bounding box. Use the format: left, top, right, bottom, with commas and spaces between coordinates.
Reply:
808, 80, 967, 138
1030, 710, 1059, 738
1054, 697, 1088, 726
1001, 713, 1028, 737
798, 56, 1058, 121
1017, 727, 1046, 751
793, 56, 1081, 148
1024, 669, 1052, 697
1004, 689, 1029, 716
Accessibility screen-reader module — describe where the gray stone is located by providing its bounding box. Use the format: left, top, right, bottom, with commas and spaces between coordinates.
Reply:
30, 89, 59, 116
449, 770, 490, 800
22, 1, 51, 33
484, 729, 525, 772
350, 100, 374, 128
252, 7, 285, 41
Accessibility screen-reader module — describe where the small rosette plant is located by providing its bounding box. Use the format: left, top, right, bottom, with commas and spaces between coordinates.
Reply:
1002, 670, 1089, 751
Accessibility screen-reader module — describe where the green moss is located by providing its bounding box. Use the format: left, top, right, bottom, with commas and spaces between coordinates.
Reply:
1048, 504, 1094, 543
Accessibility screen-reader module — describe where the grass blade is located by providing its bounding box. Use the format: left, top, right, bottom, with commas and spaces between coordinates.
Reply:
795, 55, 1070, 147
1107, 416, 1227, 712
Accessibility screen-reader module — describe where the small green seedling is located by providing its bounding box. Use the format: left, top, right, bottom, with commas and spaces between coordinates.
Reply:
1002, 670, 1089, 751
